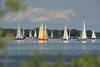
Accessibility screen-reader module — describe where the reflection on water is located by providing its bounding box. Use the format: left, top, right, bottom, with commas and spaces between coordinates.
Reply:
64, 44, 68, 49
16, 40, 24, 43
81, 41, 87, 44
39, 44, 45, 50
92, 40, 96, 43
63, 40, 68, 43
7, 39, 100, 51
38, 40, 47, 43
83, 44, 86, 49
1, 39, 100, 67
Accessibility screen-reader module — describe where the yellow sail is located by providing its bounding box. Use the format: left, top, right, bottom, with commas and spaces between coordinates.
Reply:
38, 24, 43, 39
38, 24, 48, 40
43, 29, 47, 39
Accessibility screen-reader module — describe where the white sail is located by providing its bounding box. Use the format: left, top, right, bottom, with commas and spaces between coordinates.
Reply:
69, 30, 70, 38
51, 31, 53, 38
91, 31, 96, 39
29, 30, 32, 38
16, 24, 23, 39
45, 24, 48, 39
81, 22, 87, 39
23, 29, 25, 37
34, 30, 37, 38
63, 25, 69, 40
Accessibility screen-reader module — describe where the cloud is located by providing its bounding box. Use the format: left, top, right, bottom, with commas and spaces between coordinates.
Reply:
31, 17, 49, 22
2, 7, 76, 23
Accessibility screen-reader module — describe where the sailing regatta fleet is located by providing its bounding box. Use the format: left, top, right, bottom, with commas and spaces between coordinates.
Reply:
15, 21, 96, 42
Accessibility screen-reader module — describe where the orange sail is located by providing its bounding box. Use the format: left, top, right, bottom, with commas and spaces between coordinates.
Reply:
38, 24, 43, 39
38, 24, 48, 40
43, 29, 47, 39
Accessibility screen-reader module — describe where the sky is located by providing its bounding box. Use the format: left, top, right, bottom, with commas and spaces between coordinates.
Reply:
0, 0, 100, 32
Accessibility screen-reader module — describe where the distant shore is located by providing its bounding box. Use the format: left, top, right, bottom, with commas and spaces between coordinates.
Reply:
0, 28, 100, 39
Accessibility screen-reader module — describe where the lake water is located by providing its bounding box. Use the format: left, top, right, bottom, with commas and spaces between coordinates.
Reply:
0, 39, 100, 67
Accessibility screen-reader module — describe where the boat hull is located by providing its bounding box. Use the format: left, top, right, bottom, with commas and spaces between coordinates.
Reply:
34, 37, 37, 38
37, 39, 48, 40
91, 38, 96, 40
50, 37, 53, 39
15, 38, 24, 40
62, 39, 69, 41
78, 38, 87, 41
29, 37, 33, 39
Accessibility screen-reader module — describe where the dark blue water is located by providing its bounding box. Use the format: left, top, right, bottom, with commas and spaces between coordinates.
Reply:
0, 39, 100, 67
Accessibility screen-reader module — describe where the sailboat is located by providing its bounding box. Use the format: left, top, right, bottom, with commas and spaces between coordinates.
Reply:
45, 24, 48, 39
29, 30, 32, 38
91, 31, 96, 40
68, 30, 70, 39
34, 30, 37, 38
23, 29, 25, 37
63, 25, 69, 41
38, 24, 48, 40
50, 31, 53, 39
23, 29, 25, 38
78, 22, 87, 41
16, 24, 24, 40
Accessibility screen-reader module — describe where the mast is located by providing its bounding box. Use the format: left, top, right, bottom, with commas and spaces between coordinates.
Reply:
81, 21, 87, 39
91, 31, 96, 39
34, 30, 37, 38
63, 25, 69, 40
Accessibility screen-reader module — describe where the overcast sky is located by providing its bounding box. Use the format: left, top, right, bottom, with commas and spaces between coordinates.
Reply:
0, 0, 100, 32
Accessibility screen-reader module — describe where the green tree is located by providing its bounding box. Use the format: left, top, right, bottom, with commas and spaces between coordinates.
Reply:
56, 61, 66, 67
56, 53, 67, 67
72, 54, 97, 67
6, 0, 28, 11
40, 62, 48, 67
86, 30, 92, 38
70, 29, 80, 38
96, 57, 100, 66
0, 29, 6, 53
21, 57, 39, 67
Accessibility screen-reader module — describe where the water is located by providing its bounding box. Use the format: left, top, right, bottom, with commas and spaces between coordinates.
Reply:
0, 39, 100, 67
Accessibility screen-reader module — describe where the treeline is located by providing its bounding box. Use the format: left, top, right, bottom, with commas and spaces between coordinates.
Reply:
1, 28, 100, 38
